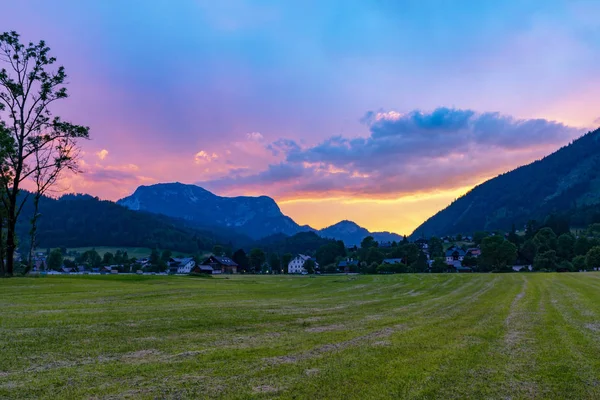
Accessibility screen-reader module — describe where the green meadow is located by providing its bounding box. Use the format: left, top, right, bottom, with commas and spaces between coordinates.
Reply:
1, 273, 600, 399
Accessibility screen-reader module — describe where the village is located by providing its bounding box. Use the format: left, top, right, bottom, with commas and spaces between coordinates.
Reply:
22, 233, 545, 276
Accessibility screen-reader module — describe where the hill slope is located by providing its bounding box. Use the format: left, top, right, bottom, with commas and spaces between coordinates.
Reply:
17, 194, 253, 254
411, 128, 600, 237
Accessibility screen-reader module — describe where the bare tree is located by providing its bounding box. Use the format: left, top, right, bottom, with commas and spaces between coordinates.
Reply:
0, 31, 89, 276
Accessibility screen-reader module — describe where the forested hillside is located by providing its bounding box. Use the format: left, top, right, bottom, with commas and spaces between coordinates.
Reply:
16, 194, 252, 254
412, 127, 600, 237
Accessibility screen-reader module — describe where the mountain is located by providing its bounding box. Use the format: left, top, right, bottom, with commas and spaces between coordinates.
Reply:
117, 183, 312, 239
411, 127, 600, 238
319, 220, 404, 246
17, 193, 253, 253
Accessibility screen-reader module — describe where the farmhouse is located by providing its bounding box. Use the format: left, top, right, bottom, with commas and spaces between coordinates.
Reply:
445, 247, 466, 265
200, 255, 238, 274
168, 257, 196, 274
288, 254, 318, 274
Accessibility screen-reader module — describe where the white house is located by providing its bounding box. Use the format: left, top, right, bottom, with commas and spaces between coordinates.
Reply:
288, 254, 319, 274
169, 257, 196, 274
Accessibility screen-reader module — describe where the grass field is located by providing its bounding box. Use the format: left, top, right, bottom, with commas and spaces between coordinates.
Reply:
1, 273, 600, 399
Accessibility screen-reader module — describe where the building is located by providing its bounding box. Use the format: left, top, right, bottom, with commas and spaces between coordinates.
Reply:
466, 248, 481, 258
337, 259, 359, 272
200, 255, 238, 274
445, 247, 466, 265
168, 257, 196, 274
288, 254, 318, 274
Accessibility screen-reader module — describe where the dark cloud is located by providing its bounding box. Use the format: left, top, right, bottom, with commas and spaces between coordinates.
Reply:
199, 108, 584, 197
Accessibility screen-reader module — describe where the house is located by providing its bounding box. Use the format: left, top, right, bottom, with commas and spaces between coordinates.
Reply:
512, 265, 532, 272
192, 264, 215, 274
445, 247, 466, 265
383, 258, 403, 265
168, 257, 196, 274
466, 248, 481, 258
288, 254, 318, 274
337, 259, 359, 272
200, 255, 238, 274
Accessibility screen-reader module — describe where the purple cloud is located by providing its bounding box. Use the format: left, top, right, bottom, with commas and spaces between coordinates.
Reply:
198, 108, 584, 197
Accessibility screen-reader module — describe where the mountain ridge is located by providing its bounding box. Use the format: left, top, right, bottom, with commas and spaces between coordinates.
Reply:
118, 183, 403, 245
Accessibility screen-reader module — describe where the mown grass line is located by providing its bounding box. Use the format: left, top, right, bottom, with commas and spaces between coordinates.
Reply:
1, 274, 599, 399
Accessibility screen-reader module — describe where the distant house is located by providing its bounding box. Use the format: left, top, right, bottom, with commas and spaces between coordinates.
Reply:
288, 255, 318, 274
466, 248, 481, 258
199, 255, 238, 274
445, 247, 466, 265
383, 258, 403, 265
168, 257, 196, 274
512, 265, 532, 272
337, 259, 359, 272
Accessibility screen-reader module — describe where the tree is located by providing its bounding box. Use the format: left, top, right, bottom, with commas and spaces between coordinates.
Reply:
249, 248, 266, 273
46, 248, 62, 271
402, 243, 420, 266
281, 253, 292, 274
507, 224, 520, 246
316, 242, 345, 266
303, 258, 316, 274
366, 247, 384, 265
0, 32, 90, 275
232, 249, 249, 272
160, 249, 172, 262
585, 246, 600, 270
519, 239, 537, 264
556, 233, 575, 261
479, 236, 517, 272
428, 237, 443, 258
268, 253, 280, 273
462, 254, 478, 268
533, 227, 557, 253
411, 251, 429, 273
473, 231, 488, 246
572, 255, 586, 271
361, 236, 377, 249
574, 236, 592, 256
533, 250, 558, 271
102, 251, 114, 266
431, 257, 447, 273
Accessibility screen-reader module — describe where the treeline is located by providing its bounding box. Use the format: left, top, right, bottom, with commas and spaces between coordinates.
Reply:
15, 194, 253, 257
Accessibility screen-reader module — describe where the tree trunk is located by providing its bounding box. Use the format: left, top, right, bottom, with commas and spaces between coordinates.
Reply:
0, 215, 4, 276
27, 195, 40, 272
5, 213, 15, 276
5, 191, 18, 276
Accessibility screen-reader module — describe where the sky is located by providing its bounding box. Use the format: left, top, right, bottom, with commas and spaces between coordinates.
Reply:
4, 0, 600, 235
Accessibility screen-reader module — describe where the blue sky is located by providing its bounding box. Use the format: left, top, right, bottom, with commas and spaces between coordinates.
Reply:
4, 0, 600, 233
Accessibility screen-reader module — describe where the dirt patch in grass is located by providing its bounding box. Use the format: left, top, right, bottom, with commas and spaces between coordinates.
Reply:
253, 385, 281, 393
265, 324, 406, 365
585, 323, 600, 332
305, 368, 320, 376
305, 324, 344, 333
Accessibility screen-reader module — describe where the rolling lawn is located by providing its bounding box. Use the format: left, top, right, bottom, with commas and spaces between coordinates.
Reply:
1, 273, 600, 399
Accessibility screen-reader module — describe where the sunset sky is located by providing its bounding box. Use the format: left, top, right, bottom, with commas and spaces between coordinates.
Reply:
6, 0, 600, 235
